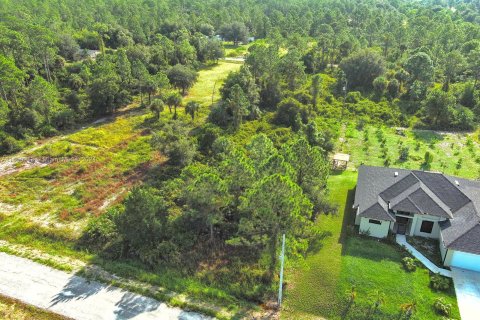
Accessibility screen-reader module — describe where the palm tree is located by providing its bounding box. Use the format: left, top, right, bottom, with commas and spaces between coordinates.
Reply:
166, 92, 182, 119
400, 301, 417, 319
341, 285, 357, 319
371, 289, 385, 311
185, 101, 200, 121
150, 99, 164, 121
346, 285, 357, 306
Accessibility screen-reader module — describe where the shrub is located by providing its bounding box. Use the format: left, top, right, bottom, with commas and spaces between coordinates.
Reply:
399, 146, 410, 162
424, 151, 434, 165
356, 117, 367, 130
274, 97, 309, 128
433, 297, 452, 316
384, 156, 391, 167
346, 91, 362, 104
53, 108, 76, 129
151, 121, 196, 167
375, 128, 384, 142
39, 125, 58, 137
80, 207, 120, 251
0, 134, 22, 155
208, 102, 229, 127
363, 128, 369, 142
456, 158, 463, 170
402, 257, 417, 272
430, 273, 451, 291
324, 94, 334, 104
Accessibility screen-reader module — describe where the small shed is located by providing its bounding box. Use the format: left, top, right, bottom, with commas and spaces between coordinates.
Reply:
332, 153, 350, 170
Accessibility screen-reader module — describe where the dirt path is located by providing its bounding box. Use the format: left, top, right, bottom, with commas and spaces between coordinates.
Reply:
0, 105, 140, 177
0, 252, 210, 320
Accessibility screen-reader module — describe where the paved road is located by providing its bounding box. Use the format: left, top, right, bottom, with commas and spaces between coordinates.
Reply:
452, 267, 480, 320
0, 252, 211, 320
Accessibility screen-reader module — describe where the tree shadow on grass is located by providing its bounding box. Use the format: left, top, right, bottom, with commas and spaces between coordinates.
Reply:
330, 169, 349, 176
338, 187, 402, 263
412, 130, 444, 144
339, 187, 356, 249
307, 230, 333, 254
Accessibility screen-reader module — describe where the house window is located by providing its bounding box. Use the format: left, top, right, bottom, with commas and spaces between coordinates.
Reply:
420, 220, 434, 233
369, 219, 382, 225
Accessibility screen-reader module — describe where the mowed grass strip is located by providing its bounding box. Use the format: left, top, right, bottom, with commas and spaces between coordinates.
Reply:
184, 61, 241, 118
282, 170, 358, 319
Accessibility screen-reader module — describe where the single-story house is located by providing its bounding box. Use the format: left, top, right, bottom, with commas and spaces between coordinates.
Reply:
353, 165, 480, 272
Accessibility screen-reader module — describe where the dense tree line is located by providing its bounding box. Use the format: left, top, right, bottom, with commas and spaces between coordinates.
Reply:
2, 0, 480, 154
204, 0, 480, 132
0, 2, 229, 154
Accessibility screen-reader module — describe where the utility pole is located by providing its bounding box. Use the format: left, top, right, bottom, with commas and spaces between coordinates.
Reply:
278, 233, 286, 309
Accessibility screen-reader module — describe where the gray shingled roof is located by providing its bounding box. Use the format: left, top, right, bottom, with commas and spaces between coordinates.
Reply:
408, 188, 452, 219
392, 197, 422, 214
359, 203, 395, 221
412, 170, 471, 212
355, 165, 480, 255
380, 173, 419, 201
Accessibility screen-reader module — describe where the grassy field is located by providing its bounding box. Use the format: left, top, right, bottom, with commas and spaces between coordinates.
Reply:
340, 122, 480, 179
0, 294, 68, 320
184, 61, 241, 120
223, 42, 252, 58
282, 170, 459, 320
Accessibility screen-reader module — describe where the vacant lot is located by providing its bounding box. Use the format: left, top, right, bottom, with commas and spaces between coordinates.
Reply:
0, 61, 240, 238
0, 62, 245, 318
282, 170, 459, 319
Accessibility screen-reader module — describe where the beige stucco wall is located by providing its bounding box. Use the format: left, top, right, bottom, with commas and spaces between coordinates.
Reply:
359, 217, 390, 238
410, 214, 443, 239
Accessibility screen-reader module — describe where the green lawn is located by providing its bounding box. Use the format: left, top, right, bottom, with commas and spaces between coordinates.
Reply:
282, 170, 459, 320
282, 171, 357, 320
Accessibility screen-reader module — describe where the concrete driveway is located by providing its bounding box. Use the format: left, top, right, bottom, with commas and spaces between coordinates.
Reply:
451, 267, 480, 320
0, 252, 210, 320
